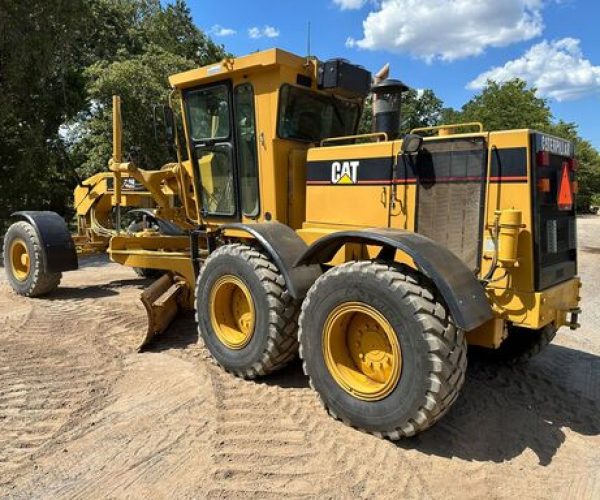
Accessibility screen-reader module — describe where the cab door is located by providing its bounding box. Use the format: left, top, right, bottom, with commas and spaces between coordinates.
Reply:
184, 82, 238, 220
184, 81, 261, 222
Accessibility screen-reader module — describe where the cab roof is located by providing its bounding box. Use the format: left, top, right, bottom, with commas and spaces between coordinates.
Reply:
168, 48, 312, 90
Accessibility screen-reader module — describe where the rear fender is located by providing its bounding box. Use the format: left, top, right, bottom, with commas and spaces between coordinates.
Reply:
295, 228, 493, 331
10, 211, 78, 273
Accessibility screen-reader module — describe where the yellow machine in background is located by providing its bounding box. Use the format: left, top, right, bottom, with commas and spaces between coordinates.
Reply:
3, 48, 582, 438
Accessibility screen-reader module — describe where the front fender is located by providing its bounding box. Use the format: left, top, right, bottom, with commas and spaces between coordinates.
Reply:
11, 211, 78, 273
295, 227, 493, 331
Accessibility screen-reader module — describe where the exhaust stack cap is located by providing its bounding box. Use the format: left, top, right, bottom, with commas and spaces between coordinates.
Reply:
371, 78, 409, 140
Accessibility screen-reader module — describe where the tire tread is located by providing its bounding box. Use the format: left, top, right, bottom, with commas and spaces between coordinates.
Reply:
298, 260, 467, 439
195, 243, 299, 379
3, 221, 61, 297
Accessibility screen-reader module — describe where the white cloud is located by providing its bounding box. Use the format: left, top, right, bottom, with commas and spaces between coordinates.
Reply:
468, 38, 600, 101
333, 0, 367, 10
248, 25, 280, 39
346, 0, 545, 62
210, 24, 236, 37
263, 25, 280, 38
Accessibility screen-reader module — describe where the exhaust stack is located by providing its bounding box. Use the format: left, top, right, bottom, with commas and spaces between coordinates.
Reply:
371, 79, 409, 140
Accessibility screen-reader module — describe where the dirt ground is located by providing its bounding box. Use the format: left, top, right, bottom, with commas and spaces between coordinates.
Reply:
1, 218, 599, 499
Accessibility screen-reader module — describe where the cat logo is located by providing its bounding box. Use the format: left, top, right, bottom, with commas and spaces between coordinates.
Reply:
331, 160, 359, 185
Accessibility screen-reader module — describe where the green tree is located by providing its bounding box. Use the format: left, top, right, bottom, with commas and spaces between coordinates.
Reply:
73, 47, 198, 178
0, 0, 89, 230
457, 79, 552, 131
69, 0, 227, 178
0, 0, 226, 232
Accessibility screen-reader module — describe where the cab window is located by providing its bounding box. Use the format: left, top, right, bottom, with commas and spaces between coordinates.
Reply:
185, 84, 236, 216
234, 84, 260, 216
277, 85, 361, 143
186, 84, 230, 141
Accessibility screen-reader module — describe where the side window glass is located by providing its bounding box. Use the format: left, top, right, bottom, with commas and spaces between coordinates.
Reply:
187, 85, 230, 141
234, 84, 260, 216
197, 145, 236, 215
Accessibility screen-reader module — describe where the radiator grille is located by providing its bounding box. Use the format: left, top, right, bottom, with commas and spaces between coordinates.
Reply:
413, 138, 487, 271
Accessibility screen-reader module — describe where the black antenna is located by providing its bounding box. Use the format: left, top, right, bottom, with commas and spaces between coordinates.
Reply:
307, 21, 311, 59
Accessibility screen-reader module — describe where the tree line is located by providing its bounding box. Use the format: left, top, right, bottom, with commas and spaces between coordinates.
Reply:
0, 0, 226, 232
1, 0, 599, 235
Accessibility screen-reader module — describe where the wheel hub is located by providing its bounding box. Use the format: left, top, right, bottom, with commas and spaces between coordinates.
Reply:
210, 275, 256, 349
348, 319, 394, 385
323, 302, 402, 401
10, 239, 30, 282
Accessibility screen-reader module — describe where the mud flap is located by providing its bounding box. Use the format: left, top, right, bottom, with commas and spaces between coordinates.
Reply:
138, 274, 186, 351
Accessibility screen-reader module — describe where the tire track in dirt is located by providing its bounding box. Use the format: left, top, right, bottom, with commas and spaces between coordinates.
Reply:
18, 354, 217, 500
205, 367, 320, 498
0, 286, 122, 489
199, 351, 433, 499
0, 260, 220, 498
0, 266, 149, 491
3, 229, 600, 499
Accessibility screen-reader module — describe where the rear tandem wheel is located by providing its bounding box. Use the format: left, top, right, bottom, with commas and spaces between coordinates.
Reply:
298, 261, 467, 439
195, 244, 300, 378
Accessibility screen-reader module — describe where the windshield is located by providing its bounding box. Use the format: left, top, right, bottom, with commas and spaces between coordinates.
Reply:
277, 85, 361, 143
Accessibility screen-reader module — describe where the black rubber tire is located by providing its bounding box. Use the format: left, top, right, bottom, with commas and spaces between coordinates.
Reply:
133, 267, 164, 279
481, 323, 557, 364
299, 261, 467, 439
3, 221, 61, 297
196, 244, 300, 379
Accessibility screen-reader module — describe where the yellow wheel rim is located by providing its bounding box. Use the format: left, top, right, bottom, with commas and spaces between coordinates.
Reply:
209, 275, 256, 349
323, 302, 402, 401
9, 238, 31, 282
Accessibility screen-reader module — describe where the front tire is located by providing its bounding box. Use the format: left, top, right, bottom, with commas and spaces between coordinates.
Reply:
3, 221, 61, 296
299, 261, 467, 439
196, 244, 300, 379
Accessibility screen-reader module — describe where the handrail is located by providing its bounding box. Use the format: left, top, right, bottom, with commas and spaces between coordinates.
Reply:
411, 122, 485, 135
320, 132, 388, 147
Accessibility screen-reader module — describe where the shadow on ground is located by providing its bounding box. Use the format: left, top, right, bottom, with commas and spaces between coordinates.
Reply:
43, 279, 149, 300
147, 309, 599, 466
399, 345, 600, 465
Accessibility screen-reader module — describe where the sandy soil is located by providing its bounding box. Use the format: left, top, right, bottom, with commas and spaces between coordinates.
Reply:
1, 217, 599, 499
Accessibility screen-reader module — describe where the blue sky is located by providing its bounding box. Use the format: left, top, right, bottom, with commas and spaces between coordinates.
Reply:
187, 0, 600, 148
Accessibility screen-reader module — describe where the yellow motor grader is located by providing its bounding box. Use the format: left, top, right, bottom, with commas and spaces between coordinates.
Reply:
3, 49, 582, 438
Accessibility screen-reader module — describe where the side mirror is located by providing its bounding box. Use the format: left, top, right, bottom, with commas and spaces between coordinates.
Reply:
153, 105, 175, 145
163, 106, 175, 143
401, 133, 423, 155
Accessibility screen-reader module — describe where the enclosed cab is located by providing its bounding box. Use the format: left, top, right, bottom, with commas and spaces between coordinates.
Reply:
168, 49, 369, 230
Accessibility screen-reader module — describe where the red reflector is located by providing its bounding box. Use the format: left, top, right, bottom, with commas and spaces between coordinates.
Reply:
537, 178, 551, 192
557, 163, 573, 211
537, 151, 551, 167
